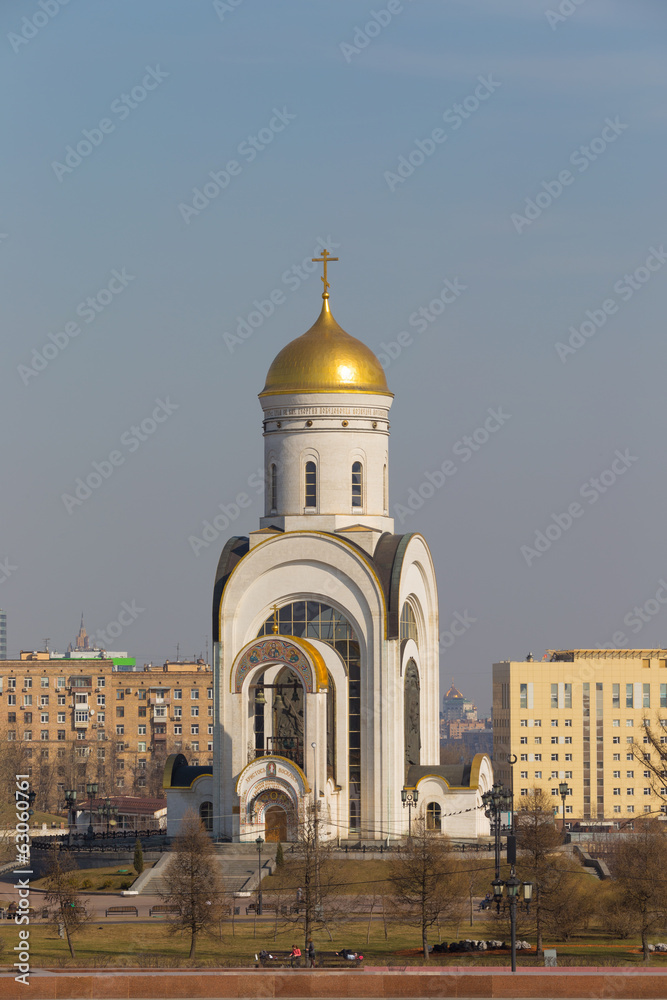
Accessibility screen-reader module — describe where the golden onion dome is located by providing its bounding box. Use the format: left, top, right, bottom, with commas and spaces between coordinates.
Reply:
260, 297, 392, 397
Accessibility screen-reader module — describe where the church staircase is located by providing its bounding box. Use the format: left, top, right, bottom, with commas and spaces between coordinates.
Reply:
135, 843, 277, 897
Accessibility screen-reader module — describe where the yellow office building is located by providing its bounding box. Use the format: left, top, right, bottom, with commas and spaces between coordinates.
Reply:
493, 650, 667, 823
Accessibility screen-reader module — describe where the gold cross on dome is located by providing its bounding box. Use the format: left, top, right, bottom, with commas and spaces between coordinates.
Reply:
271, 604, 280, 634
312, 248, 339, 298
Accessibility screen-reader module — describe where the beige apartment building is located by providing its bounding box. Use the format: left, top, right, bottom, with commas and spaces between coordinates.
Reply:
493, 650, 667, 824
0, 656, 213, 812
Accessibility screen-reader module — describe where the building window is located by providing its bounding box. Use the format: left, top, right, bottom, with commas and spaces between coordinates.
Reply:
97, 677, 105, 688
551, 684, 558, 709
138, 689, 146, 700
520, 737, 527, 744
613, 771, 621, 778
613, 753, 620, 761
8, 678, 16, 689
535, 771, 542, 779
191, 742, 199, 752
564, 684, 572, 709
534, 737, 542, 744
40, 713, 48, 723
520, 788, 528, 796
40, 730, 48, 741
551, 720, 558, 727
642, 658, 651, 669
305, 461, 317, 507
627, 771, 634, 778
191, 707, 199, 717
534, 754, 542, 761
351, 461, 363, 507
612, 683, 620, 709
565, 753, 572, 761
174, 725, 182, 735
644, 787, 651, 796
400, 603, 419, 646
24, 712, 32, 724
24, 678, 32, 689
627, 788, 634, 796
116, 725, 124, 735
116, 707, 124, 717
40, 676, 48, 688
520, 684, 528, 709
269, 463, 277, 512
7, 694, 16, 706
613, 736, 620, 744
191, 689, 199, 700
138, 707, 146, 718
97, 695, 105, 706
191, 725, 199, 735
627, 805, 635, 813
199, 801, 213, 832
643, 684, 651, 709
138, 742, 146, 752
551, 754, 559, 761
24, 731, 32, 741
57, 730, 65, 741
520, 771, 528, 779
564, 719, 572, 727
174, 689, 182, 700
626, 683, 634, 709
426, 802, 441, 831
138, 725, 146, 735
564, 737, 572, 744
7, 712, 15, 723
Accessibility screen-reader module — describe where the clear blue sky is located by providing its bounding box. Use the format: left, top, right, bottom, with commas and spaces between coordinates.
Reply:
2, 0, 666, 712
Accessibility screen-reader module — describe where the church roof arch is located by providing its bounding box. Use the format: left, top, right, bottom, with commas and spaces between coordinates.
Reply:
215, 530, 388, 654
230, 634, 329, 694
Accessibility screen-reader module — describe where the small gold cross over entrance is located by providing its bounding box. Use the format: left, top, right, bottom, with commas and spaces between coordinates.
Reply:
312, 248, 339, 298
271, 604, 280, 634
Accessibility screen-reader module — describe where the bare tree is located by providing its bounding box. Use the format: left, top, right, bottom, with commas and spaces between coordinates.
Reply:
160, 810, 224, 959
43, 844, 88, 958
277, 804, 347, 949
390, 818, 464, 961
607, 818, 667, 961
515, 788, 565, 955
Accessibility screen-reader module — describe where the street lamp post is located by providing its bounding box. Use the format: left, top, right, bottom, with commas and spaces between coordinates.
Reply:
401, 787, 419, 838
64, 789, 77, 845
492, 869, 532, 972
85, 782, 98, 838
255, 836, 264, 916
482, 782, 513, 884
97, 797, 118, 837
558, 781, 570, 832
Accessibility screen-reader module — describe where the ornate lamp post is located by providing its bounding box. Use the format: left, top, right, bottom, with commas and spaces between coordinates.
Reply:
64, 789, 77, 845
482, 782, 513, 883
401, 787, 419, 838
97, 797, 118, 837
492, 869, 533, 972
85, 781, 98, 837
558, 781, 570, 831
255, 836, 264, 916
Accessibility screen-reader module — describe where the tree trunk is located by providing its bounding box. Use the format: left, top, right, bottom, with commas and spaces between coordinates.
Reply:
367, 901, 374, 945
382, 897, 388, 940
642, 927, 650, 963
189, 928, 197, 959
536, 901, 543, 957
422, 921, 429, 962
63, 915, 75, 959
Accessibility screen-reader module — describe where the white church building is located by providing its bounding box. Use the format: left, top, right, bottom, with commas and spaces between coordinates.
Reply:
165, 254, 492, 842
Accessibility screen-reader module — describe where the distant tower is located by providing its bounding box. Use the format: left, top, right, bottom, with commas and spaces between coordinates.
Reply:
0, 609, 6, 660
74, 613, 90, 651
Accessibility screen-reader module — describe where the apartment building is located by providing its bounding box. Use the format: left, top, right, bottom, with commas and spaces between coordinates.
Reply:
493, 650, 667, 823
0, 656, 213, 810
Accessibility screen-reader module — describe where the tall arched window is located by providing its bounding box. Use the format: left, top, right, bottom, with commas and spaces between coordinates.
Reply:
305, 461, 317, 507
199, 800, 213, 832
259, 602, 360, 832
426, 801, 441, 831
269, 463, 277, 512
383, 463, 388, 513
400, 602, 419, 647
404, 659, 421, 774
351, 462, 363, 507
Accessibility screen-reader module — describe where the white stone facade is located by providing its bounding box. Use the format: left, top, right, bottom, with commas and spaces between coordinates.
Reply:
165, 291, 492, 841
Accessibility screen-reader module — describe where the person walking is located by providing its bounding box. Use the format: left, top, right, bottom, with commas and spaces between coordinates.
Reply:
307, 938, 316, 968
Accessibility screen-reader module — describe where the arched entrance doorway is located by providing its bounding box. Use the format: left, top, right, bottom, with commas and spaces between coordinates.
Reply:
265, 805, 288, 842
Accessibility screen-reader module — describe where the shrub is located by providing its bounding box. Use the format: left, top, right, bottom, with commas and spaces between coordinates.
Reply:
275, 842, 284, 867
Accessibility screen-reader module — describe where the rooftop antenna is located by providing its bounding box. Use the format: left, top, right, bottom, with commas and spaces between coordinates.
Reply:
205, 638, 209, 663
43, 638, 50, 652
176, 642, 180, 662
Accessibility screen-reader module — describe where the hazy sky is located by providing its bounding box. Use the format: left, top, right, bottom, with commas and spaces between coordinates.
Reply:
2, 0, 666, 712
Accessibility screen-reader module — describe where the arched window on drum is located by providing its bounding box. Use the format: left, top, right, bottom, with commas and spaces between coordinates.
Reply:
199, 800, 213, 832
426, 801, 441, 831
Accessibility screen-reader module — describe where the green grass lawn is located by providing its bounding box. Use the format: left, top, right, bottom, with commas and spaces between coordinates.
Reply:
0, 915, 665, 969
28, 863, 154, 892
